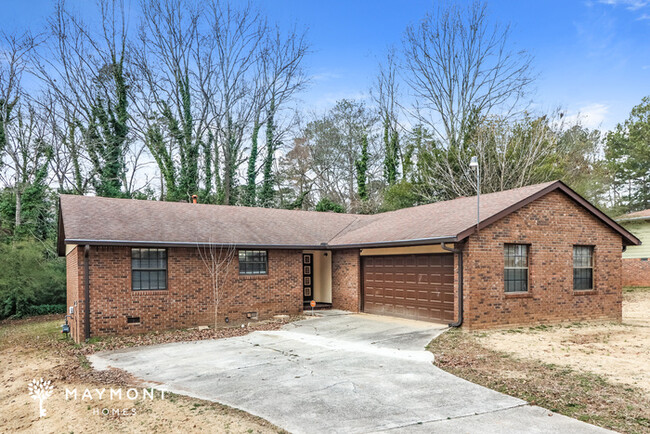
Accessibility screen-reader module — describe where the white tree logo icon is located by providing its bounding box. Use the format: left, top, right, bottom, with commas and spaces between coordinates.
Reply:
28, 378, 54, 418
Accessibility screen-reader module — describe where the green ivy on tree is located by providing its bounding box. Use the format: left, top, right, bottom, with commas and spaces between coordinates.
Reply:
355, 135, 369, 200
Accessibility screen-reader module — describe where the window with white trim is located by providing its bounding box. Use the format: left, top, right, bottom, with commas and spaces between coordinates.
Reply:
504, 244, 529, 293
573, 246, 594, 291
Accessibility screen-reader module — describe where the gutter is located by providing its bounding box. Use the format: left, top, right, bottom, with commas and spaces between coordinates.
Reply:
615, 215, 650, 223
441, 242, 463, 328
64, 236, 459, 251
84, 245, 91, 341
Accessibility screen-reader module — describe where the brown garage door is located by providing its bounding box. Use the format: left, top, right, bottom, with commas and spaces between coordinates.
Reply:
362, 254, 455, 323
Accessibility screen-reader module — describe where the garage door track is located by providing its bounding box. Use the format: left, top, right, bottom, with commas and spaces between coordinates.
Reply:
89, 312, 610, 433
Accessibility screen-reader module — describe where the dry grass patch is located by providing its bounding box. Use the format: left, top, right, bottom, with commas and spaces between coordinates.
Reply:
0, 316, 293, 433
429, 288, 650, 433
430, 329, 650, 433
478, 288, 650, 394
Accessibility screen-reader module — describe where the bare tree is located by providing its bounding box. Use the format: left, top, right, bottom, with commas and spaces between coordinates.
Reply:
0, 102, 52, 232
197, 242, 236, 328
32, 0, 137, 197
415, 111, 568, 200
373, 48, 402, 184
247, 24, 309, 207
301, 100, 378, 211
0, 32, 44, 232
0, 31, 35, 164
402, 1, 534, 149
205, 1, 267, 205
132, 0, 214, 202
277, 137, 315, 209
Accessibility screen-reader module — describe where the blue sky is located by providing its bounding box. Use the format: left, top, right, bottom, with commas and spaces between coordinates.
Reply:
3, 0, 649, 131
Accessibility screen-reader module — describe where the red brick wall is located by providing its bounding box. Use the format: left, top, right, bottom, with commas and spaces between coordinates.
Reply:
68, 246, 302, 342
331, 249, 361, 312
463, 190, 623, 329
65, 245, 83, 342
622, 258, 650, 287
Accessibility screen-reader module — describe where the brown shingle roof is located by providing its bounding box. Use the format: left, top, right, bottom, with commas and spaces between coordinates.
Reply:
616, 208, 650, 222
58, 180, 640, 255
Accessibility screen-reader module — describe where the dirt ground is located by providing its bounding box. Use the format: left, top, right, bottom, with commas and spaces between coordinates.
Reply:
0, 317, 287, 433
477, 288, 650, 395
429, 288, 650, 433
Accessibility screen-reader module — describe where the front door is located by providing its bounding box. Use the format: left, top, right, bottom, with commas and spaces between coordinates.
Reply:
303, 253, 313, 302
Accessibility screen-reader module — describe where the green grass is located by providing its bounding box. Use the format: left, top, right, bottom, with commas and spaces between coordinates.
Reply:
623, 286, 650, 293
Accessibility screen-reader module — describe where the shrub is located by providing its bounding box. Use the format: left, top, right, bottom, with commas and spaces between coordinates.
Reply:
0, 241, 66, 319
315, 197, 345, 213
24, 304, 66, 316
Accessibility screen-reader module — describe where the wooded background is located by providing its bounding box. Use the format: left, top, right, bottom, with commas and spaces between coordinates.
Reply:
1, 1, 648, 318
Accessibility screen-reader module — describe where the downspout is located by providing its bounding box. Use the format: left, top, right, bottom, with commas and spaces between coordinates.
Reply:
441, 242, 463, 327
84, 245, 91, 341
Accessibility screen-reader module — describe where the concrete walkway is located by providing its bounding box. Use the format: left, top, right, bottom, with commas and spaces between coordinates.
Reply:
89, 313, 611, 433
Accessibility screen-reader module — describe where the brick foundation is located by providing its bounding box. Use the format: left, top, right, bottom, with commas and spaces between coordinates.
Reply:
622, 258, 650, 287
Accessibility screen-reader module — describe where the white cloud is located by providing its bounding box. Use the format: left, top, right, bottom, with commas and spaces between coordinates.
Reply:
310, 72, 342, 82
564, 103, 610, 129
598, 0, 649, 11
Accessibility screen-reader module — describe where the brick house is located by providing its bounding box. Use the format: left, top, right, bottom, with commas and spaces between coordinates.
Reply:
58, 181, 640, 342
616, 208, 650, 287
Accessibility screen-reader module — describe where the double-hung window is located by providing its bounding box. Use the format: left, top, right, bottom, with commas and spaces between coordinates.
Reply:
573, 246, 594, 291
504, 244, 529, 293
132, 248, 167, 290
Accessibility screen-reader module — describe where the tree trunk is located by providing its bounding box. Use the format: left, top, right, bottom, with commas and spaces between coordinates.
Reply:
15, 190, 22, 229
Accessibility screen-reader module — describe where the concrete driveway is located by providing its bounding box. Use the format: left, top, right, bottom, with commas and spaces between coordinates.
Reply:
89, 312, 610, 433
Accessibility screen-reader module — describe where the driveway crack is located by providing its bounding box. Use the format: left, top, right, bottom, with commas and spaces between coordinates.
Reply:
371, 403, 532, 432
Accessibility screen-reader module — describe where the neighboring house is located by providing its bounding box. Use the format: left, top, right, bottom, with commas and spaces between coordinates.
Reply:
616, 209, 650, 287
58, 181, 639, 343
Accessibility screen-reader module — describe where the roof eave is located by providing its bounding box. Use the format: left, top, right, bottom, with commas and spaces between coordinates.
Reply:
616, 215, 650, 223
326, 236, 458, 249
63, 236, 459, 251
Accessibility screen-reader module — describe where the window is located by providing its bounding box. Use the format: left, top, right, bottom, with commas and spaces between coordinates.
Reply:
504, 244, 529, 293
573, 246, 594, 290
239, 250, 267, 275
132, 248, 167, 290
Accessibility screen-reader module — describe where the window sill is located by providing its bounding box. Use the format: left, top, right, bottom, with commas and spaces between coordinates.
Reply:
505, 292, 533, 299
573, 290, 596, 296
239, 274, 270, 280
132, 290, 169, 295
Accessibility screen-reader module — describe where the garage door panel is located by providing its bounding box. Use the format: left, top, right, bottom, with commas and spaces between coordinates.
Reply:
363, 253, 454, 323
